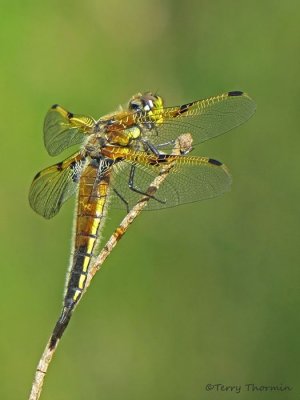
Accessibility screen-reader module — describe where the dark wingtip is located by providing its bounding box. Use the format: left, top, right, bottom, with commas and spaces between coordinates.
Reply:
208, 158, 223, 166
33, 171, 41, 181
51, 104, 59, 109
228, 91, 244, 97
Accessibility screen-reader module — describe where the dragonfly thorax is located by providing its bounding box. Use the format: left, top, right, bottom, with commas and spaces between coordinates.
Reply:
105, 125, 141, 146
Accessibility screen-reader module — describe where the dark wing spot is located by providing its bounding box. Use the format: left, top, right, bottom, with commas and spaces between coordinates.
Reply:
67, 111, 74, 119
179, 104, 189, 113
57, 161, 63, 171
51, 104, 59, 109
149, 154, 170, 165
173, 102, 194, 117
180, 102, 193, 114
228, 91, 243, 97
158, 154, 169, 161
208, 158, 222, 166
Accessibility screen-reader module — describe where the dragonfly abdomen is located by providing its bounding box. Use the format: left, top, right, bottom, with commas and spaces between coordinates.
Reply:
49, 211, 106, 348
64, 244, 94, 308
64, 166, 111, 309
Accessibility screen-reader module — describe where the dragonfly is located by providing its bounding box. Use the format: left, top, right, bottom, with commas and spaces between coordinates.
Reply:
29, 90, 256, 348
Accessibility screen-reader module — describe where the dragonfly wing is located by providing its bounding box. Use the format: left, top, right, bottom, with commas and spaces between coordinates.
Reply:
44, 105, 95, 156
109, 154, 232, 211
139, 91, 256, 149
29, 152, 86, 219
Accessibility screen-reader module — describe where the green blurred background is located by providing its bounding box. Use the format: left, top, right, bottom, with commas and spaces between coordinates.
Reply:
1, 1, 299, 399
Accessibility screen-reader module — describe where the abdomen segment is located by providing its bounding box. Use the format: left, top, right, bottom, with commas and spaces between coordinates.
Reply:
65, 164, 111, 308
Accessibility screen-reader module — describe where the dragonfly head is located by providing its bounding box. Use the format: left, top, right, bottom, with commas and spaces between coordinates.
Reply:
128, 92, 164, 114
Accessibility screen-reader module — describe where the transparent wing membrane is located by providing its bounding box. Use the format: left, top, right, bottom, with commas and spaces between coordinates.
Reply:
31, 91, 254, 218
131, 91, 256, 149
29, 152, 85, 219
109, 153, 232, 211
44, 105, 94, 156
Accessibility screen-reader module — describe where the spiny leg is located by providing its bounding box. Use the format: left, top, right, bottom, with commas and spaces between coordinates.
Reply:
141, 139, 161, 156
113, 187, 130, 213
128, 164, 166, 204
143, 138, 191, 155
155, 140, 176, 148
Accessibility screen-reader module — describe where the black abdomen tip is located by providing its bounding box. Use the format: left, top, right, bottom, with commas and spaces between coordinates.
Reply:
228, 91, 243, 96
209, 158, 222, 166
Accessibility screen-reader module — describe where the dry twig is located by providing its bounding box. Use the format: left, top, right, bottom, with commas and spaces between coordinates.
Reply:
28, 134, 191, 400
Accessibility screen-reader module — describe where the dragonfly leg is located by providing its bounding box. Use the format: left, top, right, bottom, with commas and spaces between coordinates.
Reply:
143, 138, 191, 155
128, 165, 166, 204
113, 187, 130, 213
141, 139, 161, 156
155, 140, 176, 148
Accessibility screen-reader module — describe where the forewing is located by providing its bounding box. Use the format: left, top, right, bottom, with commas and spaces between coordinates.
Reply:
29, 152, 86, 219
109, 154, 232, 211
44, 104, 95, 156
136, 91, 256, 149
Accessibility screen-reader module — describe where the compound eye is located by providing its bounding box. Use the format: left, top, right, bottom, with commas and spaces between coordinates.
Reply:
129, 101, 142, 112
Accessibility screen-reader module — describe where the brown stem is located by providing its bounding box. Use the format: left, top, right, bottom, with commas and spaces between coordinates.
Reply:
28, 134, 192, 400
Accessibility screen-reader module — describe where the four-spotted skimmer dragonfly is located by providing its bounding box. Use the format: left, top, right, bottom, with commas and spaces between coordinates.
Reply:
29, 90, 256, 348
